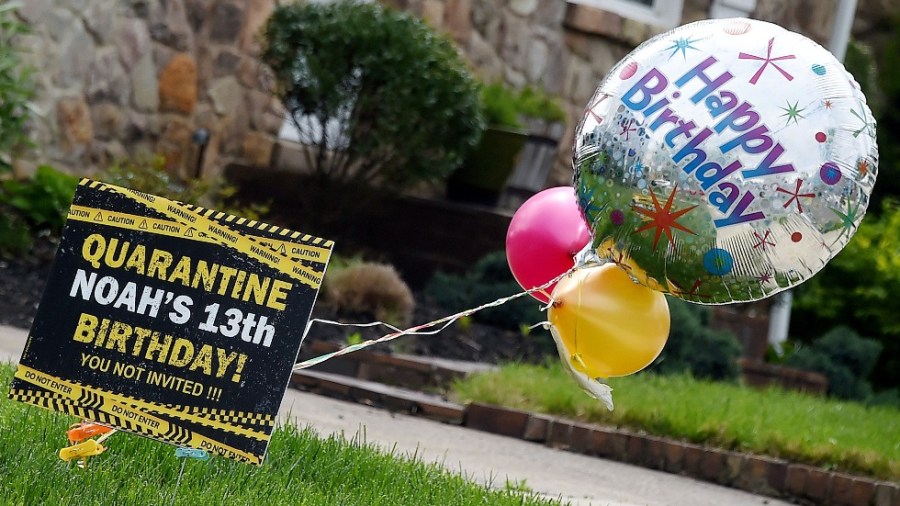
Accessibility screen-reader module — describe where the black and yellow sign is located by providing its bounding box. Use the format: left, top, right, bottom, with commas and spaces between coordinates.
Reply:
8, 179, 333, 465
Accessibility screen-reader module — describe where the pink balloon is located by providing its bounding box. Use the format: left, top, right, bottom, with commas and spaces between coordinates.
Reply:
506, 187, 592, 303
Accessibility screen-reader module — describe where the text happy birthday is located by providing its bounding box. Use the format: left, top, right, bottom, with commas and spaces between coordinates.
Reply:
622, 56, 797, 227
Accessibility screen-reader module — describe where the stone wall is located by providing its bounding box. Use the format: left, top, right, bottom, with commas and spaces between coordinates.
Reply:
15, 0, 282, 179
15, 0, 850, 184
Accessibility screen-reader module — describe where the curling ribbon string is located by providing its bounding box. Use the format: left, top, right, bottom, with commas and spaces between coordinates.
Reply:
294, 266, 580, 371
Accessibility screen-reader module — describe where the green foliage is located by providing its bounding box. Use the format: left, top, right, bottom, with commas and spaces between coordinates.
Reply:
0, 3, 33, 172
0, 210, 29, 255
868, 388, 900, 409
0, 158, 268, 259
0, 4, 62, 257
425, 252, 545, 333
480, 82, 566, 130
516, 85, 567, 123
796, 14, 900, 392
260, 1, 484, 189
98, 156, 269, 221
2, 165, 78, 229
0, 165, 78, 257
480, 82, 523, 129
786, 326, 882, 401
346, 331, 363, 346
452, 362, 900, 480
649, 297, 741, 381
792, 201, 900, 389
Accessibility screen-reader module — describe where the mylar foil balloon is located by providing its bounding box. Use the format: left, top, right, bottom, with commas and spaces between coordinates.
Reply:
548, 263, 670, 386
573, 18, 878, 304
506, 187, 591, 303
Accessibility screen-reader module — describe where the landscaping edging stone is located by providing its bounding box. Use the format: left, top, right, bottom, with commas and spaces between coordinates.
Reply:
292, 341, 899, 506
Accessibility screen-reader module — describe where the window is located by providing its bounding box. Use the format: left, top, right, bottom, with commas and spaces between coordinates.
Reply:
568, 0, 683, 28
709, 0, 757, 19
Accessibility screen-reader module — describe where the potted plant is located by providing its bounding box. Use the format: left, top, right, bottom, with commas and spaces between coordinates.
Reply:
446, 82, 566, 207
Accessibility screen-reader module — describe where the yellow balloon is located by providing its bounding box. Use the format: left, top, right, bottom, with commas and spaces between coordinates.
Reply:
548, 263, 670, 378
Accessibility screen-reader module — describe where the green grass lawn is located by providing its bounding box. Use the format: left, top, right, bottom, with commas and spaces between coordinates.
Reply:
451, 362, 900, 481
0, 364, 558, 506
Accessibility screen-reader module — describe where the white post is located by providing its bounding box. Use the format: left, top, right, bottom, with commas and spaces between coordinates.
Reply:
768, 0, 858, 355
767, 290, 792, 354
828, 0, 859, 61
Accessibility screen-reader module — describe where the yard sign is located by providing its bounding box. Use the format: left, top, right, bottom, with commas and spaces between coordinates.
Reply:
8, 179, 332, 465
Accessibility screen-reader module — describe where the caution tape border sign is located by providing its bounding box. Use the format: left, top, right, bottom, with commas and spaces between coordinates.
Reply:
13, 364, 264, 465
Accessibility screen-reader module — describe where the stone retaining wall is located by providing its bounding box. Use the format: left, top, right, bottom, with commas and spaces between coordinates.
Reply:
15, 0, 854, 185
14, 0, 282, 178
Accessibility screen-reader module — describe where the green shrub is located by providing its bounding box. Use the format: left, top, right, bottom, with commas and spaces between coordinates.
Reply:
868, 388, 900, 409
649, 297, 741, 381
480, 82, 523, 129
480, 82, 566, 129
98, 156, 269, 220
786, 326, 882, 401
816, 326, 882, 378
795, 20, 900, 392
260, 0, 484, 189
792, 201, 900, 390
0, 3, 33, 173
516, 85, 567, 123
0, 165, 78, 257
2, 165, 78, 229
323, 261, 415, 327
0, 158, 269, 259
425, 252, 545, 333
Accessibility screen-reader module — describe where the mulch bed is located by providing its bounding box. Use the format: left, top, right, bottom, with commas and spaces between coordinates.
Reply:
0, 238, 57, 330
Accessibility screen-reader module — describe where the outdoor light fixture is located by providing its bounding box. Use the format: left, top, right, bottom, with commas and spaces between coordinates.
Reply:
192, 128, 210, 179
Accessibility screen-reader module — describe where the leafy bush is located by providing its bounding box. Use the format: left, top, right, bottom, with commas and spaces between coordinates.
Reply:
323, 261, 415, 327
786, 326, 882, 400
0, 165, 78, 257
868, 388, 900, 409
480, 83, 523, 130
649, 297, 741, 381
480, 82, 566, 129
0, 3, 33, 173
260, 0, 484, 189
800, 21, 900, 392
0, 158, 269, 259
98, 156, 269, 220
516, 85, 567, 123
2, 165, 78, 229
792, 201, 900, 390
425, 252, 545, 333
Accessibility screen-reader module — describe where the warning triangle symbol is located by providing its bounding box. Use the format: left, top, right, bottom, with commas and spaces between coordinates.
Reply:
139, 220, 148, 230
278, 244, 287, 255
93, 212, 103, 222
184, 228, 194, 238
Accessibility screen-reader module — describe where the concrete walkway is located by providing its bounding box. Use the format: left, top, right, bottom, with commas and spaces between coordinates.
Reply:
1, 324, 788, 506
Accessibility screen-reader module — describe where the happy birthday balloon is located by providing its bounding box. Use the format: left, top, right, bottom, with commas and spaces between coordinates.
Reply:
506, 187, 591, 303
574, 18, 878, 304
